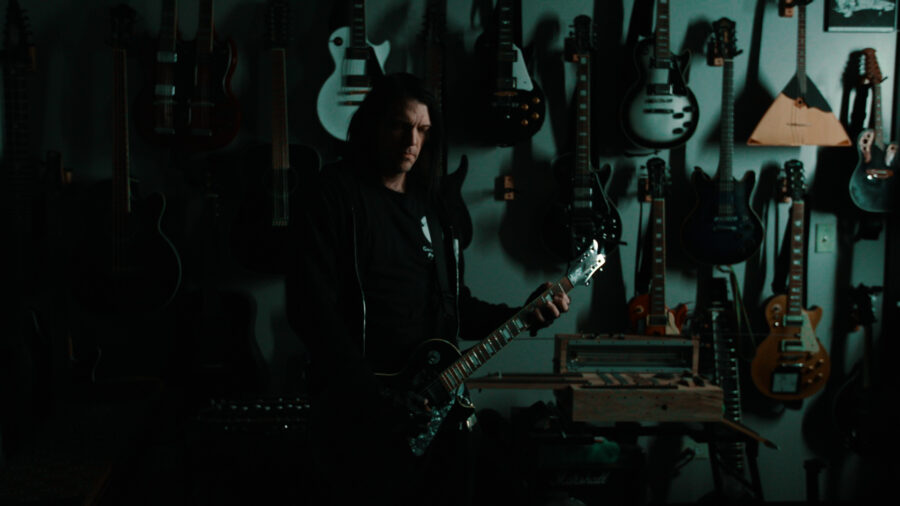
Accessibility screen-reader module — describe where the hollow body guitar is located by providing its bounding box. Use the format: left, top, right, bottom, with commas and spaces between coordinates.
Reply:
316, 0, 389, 140
848, 48, 897, 213
620, 0, 698, 150
751, 159, 830, 401
681, 18, 763, 266
376, 241, 606, 457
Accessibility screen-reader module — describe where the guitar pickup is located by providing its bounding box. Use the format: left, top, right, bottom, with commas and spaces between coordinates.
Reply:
649, 83, 674, 95
156, 51, 177, 63
779, 339, 805, 353
155, 84, 176, 97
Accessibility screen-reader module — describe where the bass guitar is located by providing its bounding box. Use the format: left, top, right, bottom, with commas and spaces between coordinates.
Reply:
543, 15, 622, 260
620, 0, 699, 150
473, 0, 545, 146
681, 18, 763, 266
751, 159, 830, 401
231, 0, 321, 274
76, 5, 182, 314
628, 158, 687, 336
316, 0, 390, 141
376, 240, 606, 456
183, 0, 241, 152
848, 48, 897, 213
747, 0, 850, 146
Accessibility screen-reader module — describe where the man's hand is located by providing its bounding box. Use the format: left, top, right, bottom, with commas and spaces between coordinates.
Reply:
526, 281, 570, 333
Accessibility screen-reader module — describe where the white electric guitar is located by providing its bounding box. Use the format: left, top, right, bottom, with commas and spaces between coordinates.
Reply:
316, 0, 390, 140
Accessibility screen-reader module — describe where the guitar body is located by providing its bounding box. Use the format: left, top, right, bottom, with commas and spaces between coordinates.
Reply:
375, 339, 472, 457
184, 37, 241, 152
849, 129, 898, 213
230, 143, 321, 274
681, 169, 763, 265
627, 294, 688, 336
621, 39, 698, 150
316, 26, 390, 140
748, 75, 851, 147
76, 182, 182, 314
543, 156, 622, 260
751, 294, 829, 401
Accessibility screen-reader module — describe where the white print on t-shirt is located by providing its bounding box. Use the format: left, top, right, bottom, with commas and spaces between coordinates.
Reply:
420, 216, 435, 260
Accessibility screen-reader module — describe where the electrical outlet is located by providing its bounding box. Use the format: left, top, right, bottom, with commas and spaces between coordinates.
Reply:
682, 438, 709, 460
815, 223, 836, 253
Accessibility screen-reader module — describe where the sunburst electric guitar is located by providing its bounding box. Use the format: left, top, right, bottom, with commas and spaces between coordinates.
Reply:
751, 159, 830, 401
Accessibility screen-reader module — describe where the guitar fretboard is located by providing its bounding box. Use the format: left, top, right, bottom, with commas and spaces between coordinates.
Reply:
716, 57, 736, 206
573, 48, 592, 194
271, 47, 290, 227
349, 0, 368, 51
157, 0, 178, 53
494, 0, 518, 90
438, 278, 574, 393
648, 198, 668, 325
112, 45, 132, 273
796, 3, 807, 94
786, 199, 806, 322
653, 0, 671, 60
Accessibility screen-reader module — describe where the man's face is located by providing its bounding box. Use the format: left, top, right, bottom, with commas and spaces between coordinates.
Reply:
376, 98, 431, 175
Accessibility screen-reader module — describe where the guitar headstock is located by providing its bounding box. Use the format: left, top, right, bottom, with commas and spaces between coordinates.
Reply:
566, 240, 606, 286
266, 0, 290, 50
707, 17, 741, 66
109, 4, 136, 50
861, 48, 884, 86
565, 15, 594, 61
3, 0, 35, 72
784, 159, 807, 201
647, 157, 668, 199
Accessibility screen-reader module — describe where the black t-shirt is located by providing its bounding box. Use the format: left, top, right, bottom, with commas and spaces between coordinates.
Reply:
360, 183, 441, 372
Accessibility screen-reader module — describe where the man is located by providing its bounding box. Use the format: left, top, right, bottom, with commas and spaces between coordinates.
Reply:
287, 73, 569, 505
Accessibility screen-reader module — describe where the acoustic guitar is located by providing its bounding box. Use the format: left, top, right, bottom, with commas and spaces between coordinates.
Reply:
848, 48, 897, 213
376, 240, 606, 457
620, 0, 699, 150
747, 0, 850, 146
316, 0, 390, 141
473, 0, 545, 146
628, 158, 687, 336
751, 159, 830, 401
543, 15, 622, 261
681, 18, 763, 266
76, 5, 183, 314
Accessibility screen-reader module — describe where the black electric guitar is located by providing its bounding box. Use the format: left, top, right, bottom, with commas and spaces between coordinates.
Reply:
376, 240, 606, 456
747, 0, 850, 146
848, 48, 897, 213
474, 0, 545, 146
681, 19, 763, 266
627, 158, 687, 336
620, 0, 699, 150
316, 0, 389, 140
423, 0, 473, 249
183, 0, 240, 152
231, 0, 320, 274
543, 15, 622, 261
76, 5, 182, 314
751, 159, 830, 401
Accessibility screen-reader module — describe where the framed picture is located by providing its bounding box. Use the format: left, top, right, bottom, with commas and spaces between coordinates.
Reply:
825, 0, 897, 32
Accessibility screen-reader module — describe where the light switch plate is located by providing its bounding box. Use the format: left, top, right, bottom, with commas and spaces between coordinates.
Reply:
815, 223, 836, 253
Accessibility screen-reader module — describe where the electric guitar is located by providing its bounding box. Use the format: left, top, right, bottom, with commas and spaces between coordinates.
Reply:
231, 0, 321, 274
681, 19, 763, 266
133, 0, 185, 147
423, 0, 472, 249
848, 48, 897, 213
183, 0, 240, 151
747, 0, 850, 146
751, 159, 830, 401
620, 0, 699, 150
628, 158, 687, 336
76, 5, 182, 314
543, 15, 622, 261
316, 0, 390, 141
376, 240, 606, 456
473, 0, 545, 146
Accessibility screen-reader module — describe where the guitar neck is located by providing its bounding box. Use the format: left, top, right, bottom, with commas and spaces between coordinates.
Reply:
493, 0, 519, 90
196, 0, 214, 54
423, 0, 447, 172
717, 58, 735, 188
653, 0, 671, 60
872, 81, 884, 146
348, 0, 368, 51
438, 277, 574, 393
786, 199, 806, 323
648, 198, 668, 324
112, 46, 131, 217
573, 49, 591, 180
157, 0, 178, 53
271, 46, 290, 227
2, 63, 32, 173
796, 3, 806, 93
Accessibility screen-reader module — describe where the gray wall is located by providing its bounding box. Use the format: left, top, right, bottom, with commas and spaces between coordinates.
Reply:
4, 0, 894, 503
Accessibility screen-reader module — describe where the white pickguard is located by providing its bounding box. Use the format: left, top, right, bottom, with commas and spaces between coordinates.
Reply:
508, 44, 534, 91
316, 26, 391, 140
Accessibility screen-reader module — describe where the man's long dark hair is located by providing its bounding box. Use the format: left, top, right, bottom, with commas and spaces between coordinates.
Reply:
345, 72, 443, 195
